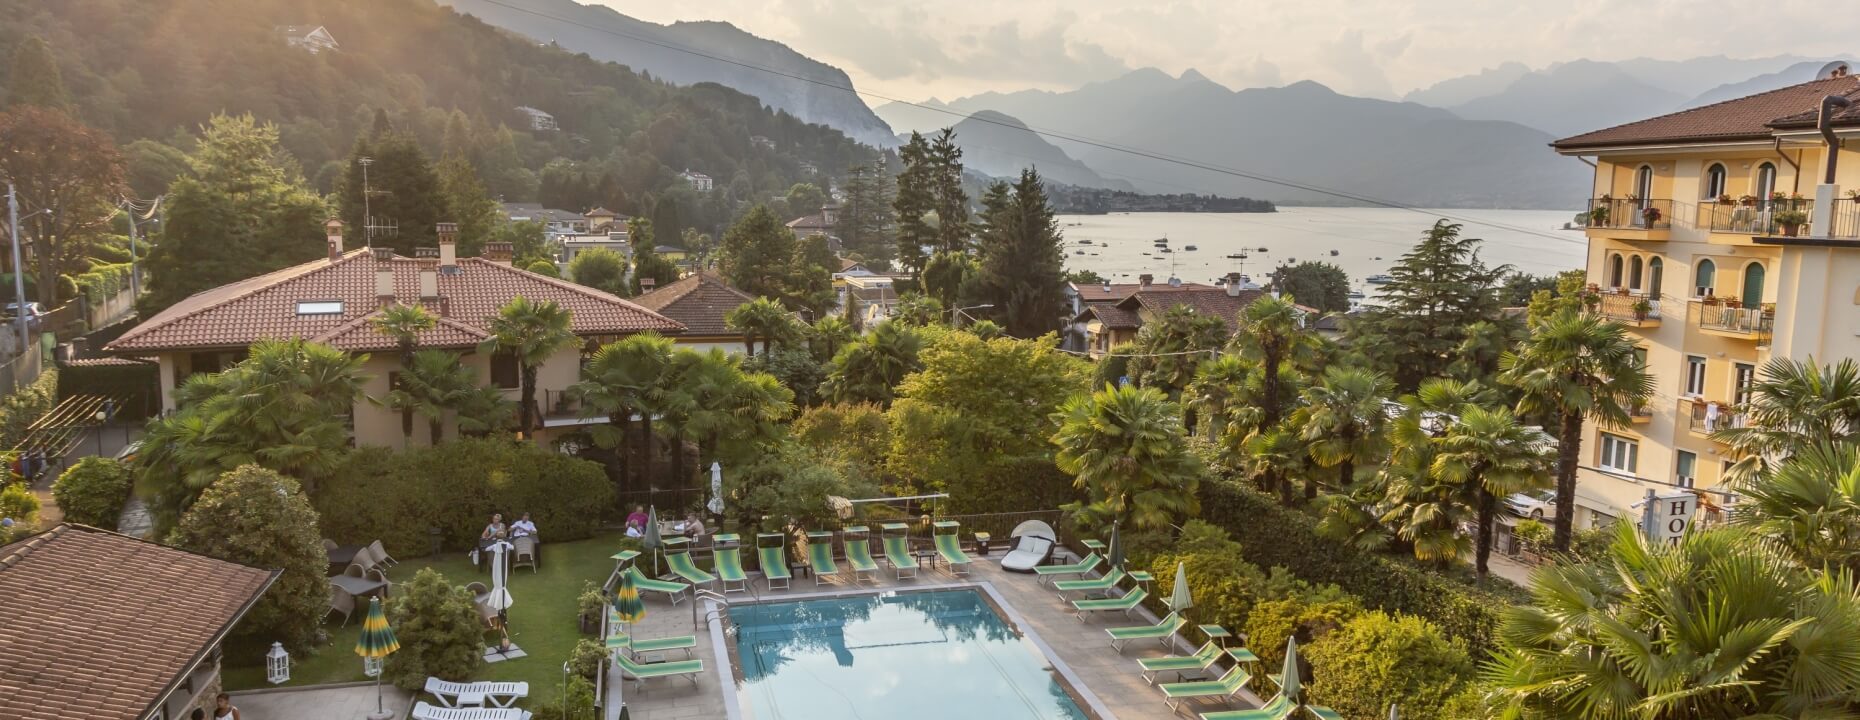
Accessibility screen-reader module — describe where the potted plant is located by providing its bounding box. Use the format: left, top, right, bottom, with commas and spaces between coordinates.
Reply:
1588, 203, 1611, 226
1717, 194, 1734, 205
1775, 209, 1808, 236
1739, 194, 1758, 206
1703, 291, 1719, 305
1641, 205, 1664, 225
1726, 298, 1743, 309
1632, 299, 1652, 321
1616, 286, 1631, 296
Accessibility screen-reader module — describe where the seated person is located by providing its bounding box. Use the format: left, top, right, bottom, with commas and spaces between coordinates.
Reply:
679, 512, 707, 539
624, 505, 649, 538
511, 512, 539, 540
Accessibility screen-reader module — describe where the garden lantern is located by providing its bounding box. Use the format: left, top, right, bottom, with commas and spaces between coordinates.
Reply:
265, 642, 290, 685
363, 656, 382, 678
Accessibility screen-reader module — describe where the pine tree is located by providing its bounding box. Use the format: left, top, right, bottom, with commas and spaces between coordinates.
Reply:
893, 133, 935, 274
437, 154, 497, 257
6, 37, 70, 111
1345, 220, 1508, 391
338, 122, 441, 254
628, 218, 679, 295
838, 161, 895, 267
972, 169, 1066, 338
720, 205, 797, 299
928, 129, 971, 254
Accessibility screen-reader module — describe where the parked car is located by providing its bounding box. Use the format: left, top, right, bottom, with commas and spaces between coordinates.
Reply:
4, 301, 46, 331
1506, 489, 1557, 520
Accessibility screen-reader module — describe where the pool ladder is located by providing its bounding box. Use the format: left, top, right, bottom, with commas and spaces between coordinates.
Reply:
694, 588, 740, 636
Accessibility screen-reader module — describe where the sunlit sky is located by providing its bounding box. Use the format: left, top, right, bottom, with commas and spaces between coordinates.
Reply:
589, 0, 1860, 101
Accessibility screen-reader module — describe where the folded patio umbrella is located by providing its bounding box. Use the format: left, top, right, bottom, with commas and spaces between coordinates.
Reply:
1281, 636, 1303, 703
1107, 522, 1125, 571
707, 462, 725, 516
1169, 561, 1194, 615
355, 596, 400, 715
611, 566, 646, 626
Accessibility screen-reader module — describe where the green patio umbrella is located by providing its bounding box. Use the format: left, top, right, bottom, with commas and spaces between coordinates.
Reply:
1107, 522, 1125, 571
611, 563, 646, 628
1280, 636, 1303, 704
1168, 561, 1194, 615
355, 596, 400, 716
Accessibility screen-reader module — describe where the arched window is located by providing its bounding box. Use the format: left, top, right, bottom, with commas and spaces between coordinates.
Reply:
1695, 258, 1716, 297
1705, 163, 1728, 200
1629, 255, 1644, 290
1742, 262, 1766, 306
1756, 162, 1777, 204
1648, 257, 1664, 298
1609, 253, 1624, 288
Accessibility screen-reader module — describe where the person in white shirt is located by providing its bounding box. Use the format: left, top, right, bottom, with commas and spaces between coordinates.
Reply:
511, 513, 539, 539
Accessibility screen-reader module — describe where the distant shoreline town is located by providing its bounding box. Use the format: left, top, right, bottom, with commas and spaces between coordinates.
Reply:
1046, 186, 1276, 215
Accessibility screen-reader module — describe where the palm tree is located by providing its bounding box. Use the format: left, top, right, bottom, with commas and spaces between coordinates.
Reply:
1731, 442, 1860, 574
393, 349, 509, 444
1186, 355, 1248, 441
1127, 305, 1229, 427
1431, 404, 1549, 579
1296, 366, 1393, 495
808, 316, 855, 363
1486, 525, 1860, 719
1051, 383, 1199, 531
1375, 379, 1488, 568
371, 303, 437, 443
661, 349, 793, 485
573, 333, 675, 485
726, 297, 800, 357
1227, 295, 1322, 504
822, 320, 923, 405
1716, 357, 1860, 483
479, 296, 578, 436
1500, 309, 1651, 550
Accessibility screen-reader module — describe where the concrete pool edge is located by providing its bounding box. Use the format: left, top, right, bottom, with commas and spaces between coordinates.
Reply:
713, 580, 1119, 720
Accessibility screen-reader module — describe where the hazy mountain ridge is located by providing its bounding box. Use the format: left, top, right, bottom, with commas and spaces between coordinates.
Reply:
942, 111, 1135, 191
436, 0, 898, 147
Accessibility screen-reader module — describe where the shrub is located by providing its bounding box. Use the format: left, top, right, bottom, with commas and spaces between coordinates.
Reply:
385, 567, 486, 691
567, 638, 605, 681
312, 438, 614, 557
0, 482, 41, 543
72, 262, 132, 304
0, 370, 57, 450
792, 402, 890, 477
169, 465, 327, 652
1148, 521, 1270, 635
728, 443, 875, 533
1306, 611, 1475, 720
529, 674, 596, 720
1198, 476, 1522, 657
1243, 595, 1361, 668
52, 456, 132, 527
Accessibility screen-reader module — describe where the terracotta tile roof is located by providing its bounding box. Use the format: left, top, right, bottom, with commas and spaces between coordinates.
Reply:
60, 356, 155, 367
106, 250, 684, 353
786, 214, 833, 232
838, 258, 867, 272
1119, 287, 1266, 333
1768, 84, 1860, 128
631, 271, 756, 337
1071, 281, 1214, 304
1553, 76, 1860, 150
0, 524, 277, 720
1078, 303, 1142, 329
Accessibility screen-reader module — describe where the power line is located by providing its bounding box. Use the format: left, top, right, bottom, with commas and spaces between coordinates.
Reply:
470, 0, 1582, 243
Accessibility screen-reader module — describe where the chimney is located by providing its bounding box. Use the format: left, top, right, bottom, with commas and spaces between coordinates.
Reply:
415, 247, 440, 299
436, 223, 458, 269
1138, 273, 1153, 287
1226, 272, 1243, 297
325, 218, 344, 261
373, 247, 397, 299
485, 242, 513, 267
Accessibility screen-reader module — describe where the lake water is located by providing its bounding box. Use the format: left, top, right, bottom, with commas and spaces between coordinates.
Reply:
1057, 207, 1587, 290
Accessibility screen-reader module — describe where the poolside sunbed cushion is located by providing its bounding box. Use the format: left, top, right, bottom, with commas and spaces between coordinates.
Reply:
621, 566, 690, 598
845, 537, 880, 573
613, 651, 705, 680
1159, 663, 1251, 700
934, 531, 971, 565
714, 547, 748, 582
883, 535, 919, 568
1197, 692, 1293, 720
1034, 552, 1101, 578
1108, 612, 1183, 642
1138, 640, 1221, 675
758, 546, 793, 579
1054, 568, 1127, 593
665, 550, 716, 584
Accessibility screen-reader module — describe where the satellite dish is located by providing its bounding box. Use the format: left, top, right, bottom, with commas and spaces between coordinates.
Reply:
1816, 61, 1852, 80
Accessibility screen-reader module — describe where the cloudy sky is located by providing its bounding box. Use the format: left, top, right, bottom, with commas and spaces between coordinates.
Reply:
588, 0, 1858, 101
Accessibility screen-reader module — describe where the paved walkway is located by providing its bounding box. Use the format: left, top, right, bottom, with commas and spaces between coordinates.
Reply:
229, 682, 414, 720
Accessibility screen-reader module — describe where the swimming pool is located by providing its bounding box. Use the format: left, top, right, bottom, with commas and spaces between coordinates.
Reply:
731, 588, 1090, 719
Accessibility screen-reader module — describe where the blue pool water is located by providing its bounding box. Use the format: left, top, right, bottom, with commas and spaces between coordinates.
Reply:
732, 589, 1089, 719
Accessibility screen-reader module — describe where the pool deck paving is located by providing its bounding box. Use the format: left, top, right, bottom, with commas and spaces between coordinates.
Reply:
613, 546, 1263, 720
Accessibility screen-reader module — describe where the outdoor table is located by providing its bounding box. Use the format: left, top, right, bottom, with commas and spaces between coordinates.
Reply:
326, 544, 363, 574
611, 549, 641, 564
330, 574, 388, 599
1199, 624, 1234, 649
1226, 647, 1260, 663
1081, 539, 1106, 553
1129, 569, 1154, 593
711, 533, 741, 546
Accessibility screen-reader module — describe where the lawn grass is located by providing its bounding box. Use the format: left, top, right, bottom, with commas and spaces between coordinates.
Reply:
225, 532, 633, 701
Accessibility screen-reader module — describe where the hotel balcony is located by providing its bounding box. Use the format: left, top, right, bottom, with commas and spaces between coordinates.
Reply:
1683, 397, 1745, 440
1826, 197, 1860, 239
1584, 198, 1674, 241
1593, 291, 1660, 328
1628, 402, 1653, 424
1690, 300, 1773, 344
1698, 198, 1813, 244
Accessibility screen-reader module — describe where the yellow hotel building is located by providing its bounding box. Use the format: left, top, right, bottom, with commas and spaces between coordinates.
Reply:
1552, 67, 1860, 527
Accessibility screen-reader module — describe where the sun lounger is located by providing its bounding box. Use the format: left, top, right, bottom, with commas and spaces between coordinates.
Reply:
1197, 691, 1293, 720
1138, 640, 1223, 683
1073, 587, 1148, 622
1034, 552, 1101, 585
664, 550, 716, 588
1301, 706, 1343, 720
613, 651, 705, 689
757, 533, 792, 590
933, 522, 971, 576
843, 526, 880, 582
1054, 568, 1128, 600
603, 625, 698, 659
423, 678, 530, 708
714, 546, 749, 593
806, 531, 840, 585
1107, 611, 1184, 652
411, 701, 531, 720
881, 523, 919, 579
621, 565, 690, 606
1159, 663, 1251, 713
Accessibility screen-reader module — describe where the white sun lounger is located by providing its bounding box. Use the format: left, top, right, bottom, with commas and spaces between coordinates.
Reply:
411, 701, 532, 720
423, 678, 529, 708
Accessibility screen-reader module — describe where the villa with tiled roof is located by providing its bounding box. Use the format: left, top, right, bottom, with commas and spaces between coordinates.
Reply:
631, 271, 760, 353
106, 221, 683, 447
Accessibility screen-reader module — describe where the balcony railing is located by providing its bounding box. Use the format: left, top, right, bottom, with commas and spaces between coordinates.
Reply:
1594, 292, 1659, 323
1691, 301, 1774, 341
1685, 398, 1745, 436
1585, 198, 1674, 230
1696, 198, 1813, 236
542, 388, 588, 420
1827, 197, 1860, 239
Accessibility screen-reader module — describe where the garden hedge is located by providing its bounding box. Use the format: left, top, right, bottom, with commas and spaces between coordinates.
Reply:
312, 438, 614, 558
1199, 476, 1524, 658
52, 456, 132, 527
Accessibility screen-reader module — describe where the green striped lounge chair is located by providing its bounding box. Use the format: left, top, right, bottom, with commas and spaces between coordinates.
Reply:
1034, 551, 1101, 586
1196, 691, 1293, 720
806, 530, 840, 585
603, 626, 698, 659
757, 533, 792, 590
881, 523, 918, 579
1108, 611, 1184, 652
621, 565, 690, 606
1054, 568, 1128, 601
713, 543, 749, 594
1137, 639, 1222, 683
664, 550, 716, 589
842, 526, 880, 583
932, 521, 971, 576
613, 651, 705, 690
1159, 663, 1252, 713
1301, 705, 1343, 720
1073, 586, 1147, 622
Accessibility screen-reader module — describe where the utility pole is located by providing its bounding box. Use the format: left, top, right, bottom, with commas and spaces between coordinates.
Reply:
360, 156, 374, 248
6, 184, 29, 353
